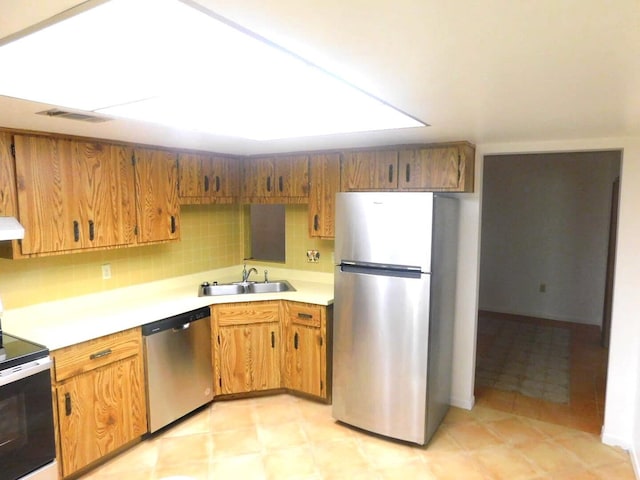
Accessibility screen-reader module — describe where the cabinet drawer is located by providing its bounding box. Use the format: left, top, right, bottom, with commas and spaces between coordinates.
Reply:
287, 303, 322, 328
52, 328, 141, 382
215, 301, 280, 326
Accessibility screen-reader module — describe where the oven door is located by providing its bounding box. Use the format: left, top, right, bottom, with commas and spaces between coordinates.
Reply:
0, 357, 56, 480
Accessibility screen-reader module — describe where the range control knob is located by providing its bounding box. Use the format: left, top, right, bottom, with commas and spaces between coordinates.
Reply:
200, 282, 210, 287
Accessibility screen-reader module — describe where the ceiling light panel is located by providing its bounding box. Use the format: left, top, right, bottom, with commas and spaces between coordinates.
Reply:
0, 0, 425, 140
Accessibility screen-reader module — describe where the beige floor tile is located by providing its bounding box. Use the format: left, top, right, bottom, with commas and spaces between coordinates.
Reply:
446, 420, 504, 451
153, 460, 209, 480
211, 426, 262, 459
262, 445, 318, 480
162, 408, 211, 438
210, 453, 267, 480
155, 433, 211, 469
484, 416, 548, 445
512, 439, 585, 474
299, 417, 354, 442
257, 421, 307, 450
210, 402, 257, 431
356, 435, 421, 469
377, 458, 436, 480
320, 462, 383, 480
470, 445, 541, 480
554, 433, 628, 468
592, 461, 638, 480
310, 437, 367, 471
423, 451, 490, 480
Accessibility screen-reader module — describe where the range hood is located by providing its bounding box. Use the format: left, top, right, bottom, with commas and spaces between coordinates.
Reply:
0, 217, 25, 241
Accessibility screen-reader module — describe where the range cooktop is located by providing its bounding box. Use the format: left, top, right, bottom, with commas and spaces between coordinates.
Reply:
0, 333, 49, 370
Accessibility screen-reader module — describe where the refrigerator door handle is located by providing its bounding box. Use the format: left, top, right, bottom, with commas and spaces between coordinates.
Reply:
340, 262, 423, 279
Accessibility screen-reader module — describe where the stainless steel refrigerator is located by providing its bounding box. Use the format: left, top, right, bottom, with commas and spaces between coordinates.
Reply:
332, 192, 459, 445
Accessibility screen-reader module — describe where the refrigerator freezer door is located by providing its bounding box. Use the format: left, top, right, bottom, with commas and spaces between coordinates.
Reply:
332, 266, 431, 444
335, 192, 434, 271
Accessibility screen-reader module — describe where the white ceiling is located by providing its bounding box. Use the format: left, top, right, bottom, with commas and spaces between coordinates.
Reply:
1, 0, 639, 155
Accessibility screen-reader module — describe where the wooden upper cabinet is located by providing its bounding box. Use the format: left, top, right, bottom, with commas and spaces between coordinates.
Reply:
73, 141, 136, 248
398, 143, 475, 192
134, 148, 180, 243
178, 152, 239, 204
242, 155, 309, 202
308, 153, 340, 239
341, 150, 398, 191
0, 132, 17, 218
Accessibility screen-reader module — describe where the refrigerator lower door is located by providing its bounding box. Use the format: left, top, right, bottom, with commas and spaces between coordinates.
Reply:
332, 266, 431, 444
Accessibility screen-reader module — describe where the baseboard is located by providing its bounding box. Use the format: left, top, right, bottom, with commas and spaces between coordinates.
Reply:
631, 445, 640, 480
450, 394, 475, 410
601, 429, 630, 450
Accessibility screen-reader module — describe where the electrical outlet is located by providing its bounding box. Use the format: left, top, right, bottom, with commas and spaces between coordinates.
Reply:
306, 250, 320, 263
102, 263, 112, 280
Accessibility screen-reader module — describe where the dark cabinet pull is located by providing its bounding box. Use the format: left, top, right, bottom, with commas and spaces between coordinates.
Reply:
388, 164, 394, 183
271, 331, 275, 348
319, 336, 323, 346
215, 176, 220, 192
170, 216, 176, 234
406, 164, 411, 183
73, 221, 80, 242
266, 176, 271, 192
278, 176, 283, 192
88, 220, 95, 241
298, 312, 313, 319
313, 214, 319, 231
64, 393, 72, 416
294, 332, 299, 349
90, 348, 112, 360
204, 175, 210, 192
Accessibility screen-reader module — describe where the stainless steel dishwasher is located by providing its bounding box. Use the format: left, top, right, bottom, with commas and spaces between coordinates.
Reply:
142, 307, 213, 433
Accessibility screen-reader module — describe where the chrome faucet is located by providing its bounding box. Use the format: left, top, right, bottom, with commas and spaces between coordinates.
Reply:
264, 269, 269, 283
242, 264, 258, 283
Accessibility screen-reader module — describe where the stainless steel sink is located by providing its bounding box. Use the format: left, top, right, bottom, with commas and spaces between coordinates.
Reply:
245, 280, 295, 294
198, 280, 295, 296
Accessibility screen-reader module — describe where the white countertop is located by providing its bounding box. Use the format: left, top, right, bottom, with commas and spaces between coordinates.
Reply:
2, 265, 334, 351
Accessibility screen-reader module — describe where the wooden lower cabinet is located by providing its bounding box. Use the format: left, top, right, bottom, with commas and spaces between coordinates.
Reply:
51, 328, 147, 478
283, 302, 330, 400
212, 300, 331, 401
213, 301, 281, 395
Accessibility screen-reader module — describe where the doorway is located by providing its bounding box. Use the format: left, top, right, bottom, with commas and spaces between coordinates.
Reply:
475, 151, 621, 434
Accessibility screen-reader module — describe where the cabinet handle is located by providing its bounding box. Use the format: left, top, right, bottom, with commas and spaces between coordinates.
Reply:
266, 176, 271, 192
271, 331, 275, 348
406, 163, 411, 183
297, 312, 313, 319
388, 164, 394, 183
215, 176, 220, 192
64, 393, 72, 416
170, 215, 176, 234
319, 336, 323, 347
294, 332, 299, 349
278, 176, 283, 192
90, 348, 112, 360
204, 175, 210, 192
88, 220, 95, 241
73, 221, 80, 242
313, 214, 319, 231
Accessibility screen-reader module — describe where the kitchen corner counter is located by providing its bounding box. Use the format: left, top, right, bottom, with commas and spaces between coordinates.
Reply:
3, 266, 334, 351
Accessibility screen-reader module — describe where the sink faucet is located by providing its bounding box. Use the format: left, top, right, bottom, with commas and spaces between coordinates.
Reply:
242, 264, 258, 283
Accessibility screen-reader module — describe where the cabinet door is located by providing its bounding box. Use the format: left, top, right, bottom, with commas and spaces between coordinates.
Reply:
309, 153, 340, 238
14, 135, 76, 254
217, 323, 280, 394
398, 147, 461, 190
341, 150, 398, 191
286, 324, 323, 397
274, 155, 309, 198
204, 155, 239, 199
0, 132, 17, 217
242, 157, 275, 198
73, 141, 136, 248
134, 148, 180, 243
178, 153, 204, 199
55, 356, 146, 477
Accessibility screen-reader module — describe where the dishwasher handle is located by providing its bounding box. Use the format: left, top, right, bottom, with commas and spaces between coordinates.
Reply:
172, 322, 190, 332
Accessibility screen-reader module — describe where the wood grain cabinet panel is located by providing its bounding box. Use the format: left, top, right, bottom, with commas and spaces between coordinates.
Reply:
178, 152, 239, 204
133, 148, 180, 243
398, 143, 475, 192
212, 301, 281, 395
242, 155, 309, 203
308, 153, 340, 239
341, 150, 398, 191
51, 328, 146, 478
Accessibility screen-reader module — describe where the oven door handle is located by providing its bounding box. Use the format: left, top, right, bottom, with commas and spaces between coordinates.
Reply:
0, 356, 52, 387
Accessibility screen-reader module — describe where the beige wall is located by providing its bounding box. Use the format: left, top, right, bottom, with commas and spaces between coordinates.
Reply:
0, 203, 334, 308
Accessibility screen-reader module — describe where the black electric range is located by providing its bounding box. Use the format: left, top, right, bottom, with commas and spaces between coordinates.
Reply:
0, 332, 49, 371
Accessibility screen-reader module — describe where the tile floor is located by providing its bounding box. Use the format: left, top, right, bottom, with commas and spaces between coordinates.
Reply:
475, 312, 609, 435
80, 393, 635, 480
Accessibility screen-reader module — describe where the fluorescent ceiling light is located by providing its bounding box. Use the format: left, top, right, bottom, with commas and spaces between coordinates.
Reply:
0, 0, 425, 140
